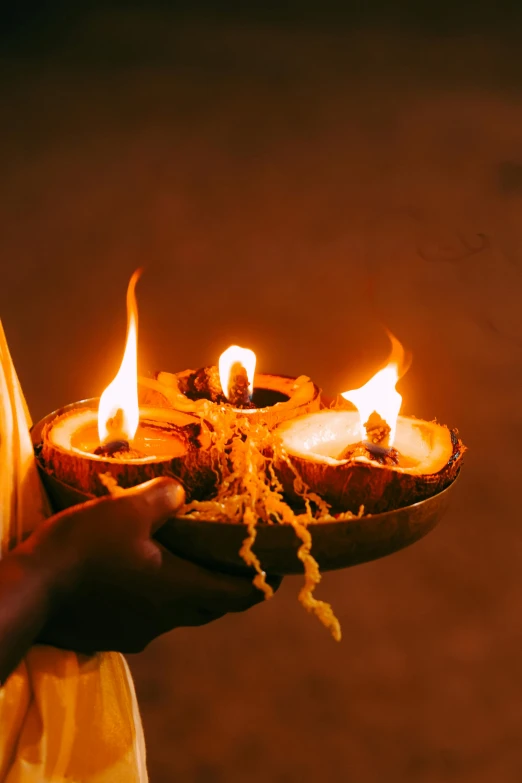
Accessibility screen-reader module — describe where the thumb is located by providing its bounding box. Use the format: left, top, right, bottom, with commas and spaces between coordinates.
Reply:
118, 477, 186, 535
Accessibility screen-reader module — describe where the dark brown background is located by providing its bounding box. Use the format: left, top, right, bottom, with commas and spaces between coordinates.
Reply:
1, 5, 521, 782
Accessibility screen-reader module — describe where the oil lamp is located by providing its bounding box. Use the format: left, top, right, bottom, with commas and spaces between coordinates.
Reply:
37, 271, 214, 500
139, 347, 320, 428
275, 333, 464, 514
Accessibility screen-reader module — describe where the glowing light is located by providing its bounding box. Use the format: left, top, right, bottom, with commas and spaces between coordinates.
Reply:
218, 345, 256, 402
98, 269, 141, 444
341, 332, 410, 446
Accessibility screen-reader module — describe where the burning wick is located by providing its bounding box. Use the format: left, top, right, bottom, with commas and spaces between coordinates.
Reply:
93, 408, 130, 456
360, 411, 399, 464
338, 407, 400, 465
338, 437, 399, 466
364, 411, 391, 448
227, 361, 254, 408
339, 332, 410, 465
218, 345, 256, 408
94, 439, 130, 457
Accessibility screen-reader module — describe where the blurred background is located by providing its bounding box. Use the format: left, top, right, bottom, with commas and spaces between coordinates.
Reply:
2, 2, 522, 781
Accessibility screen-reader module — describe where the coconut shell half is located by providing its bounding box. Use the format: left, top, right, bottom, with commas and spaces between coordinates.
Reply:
139, 370, 321, 429
275, 410, 464, 514
35, 399, 216, 501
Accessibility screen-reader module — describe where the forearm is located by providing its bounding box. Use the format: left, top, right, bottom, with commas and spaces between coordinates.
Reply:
0, 526, 78, 682
0, 548, 55, 681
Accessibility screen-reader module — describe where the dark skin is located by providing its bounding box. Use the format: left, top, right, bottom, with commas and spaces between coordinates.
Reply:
0, 477, 279, 683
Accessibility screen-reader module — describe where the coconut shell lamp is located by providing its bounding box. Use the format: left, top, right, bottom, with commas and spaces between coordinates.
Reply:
36, 271, 214, 502
275, 333, 464, 514
139, 346, 321, 429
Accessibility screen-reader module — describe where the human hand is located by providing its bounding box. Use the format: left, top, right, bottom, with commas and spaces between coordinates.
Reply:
27, 478, 279, 654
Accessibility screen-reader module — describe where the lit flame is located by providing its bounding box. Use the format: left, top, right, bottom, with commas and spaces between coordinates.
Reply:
98, 269, 141, 445
218, 345, 256, 401
341, 332, 410, 447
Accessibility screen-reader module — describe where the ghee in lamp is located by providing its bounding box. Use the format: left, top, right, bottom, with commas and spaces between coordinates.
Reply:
54, 406, 196, 461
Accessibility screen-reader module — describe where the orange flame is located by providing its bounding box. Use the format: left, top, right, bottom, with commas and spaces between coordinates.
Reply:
341, 331, 410, 446
218, 345, 256, 402
98, 269, 141, 445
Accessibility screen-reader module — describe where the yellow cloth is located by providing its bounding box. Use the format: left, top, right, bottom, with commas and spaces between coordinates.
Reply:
0, 321, 148, 782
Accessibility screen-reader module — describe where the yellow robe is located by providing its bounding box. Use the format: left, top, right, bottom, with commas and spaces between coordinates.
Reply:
0, 321, 148, 782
